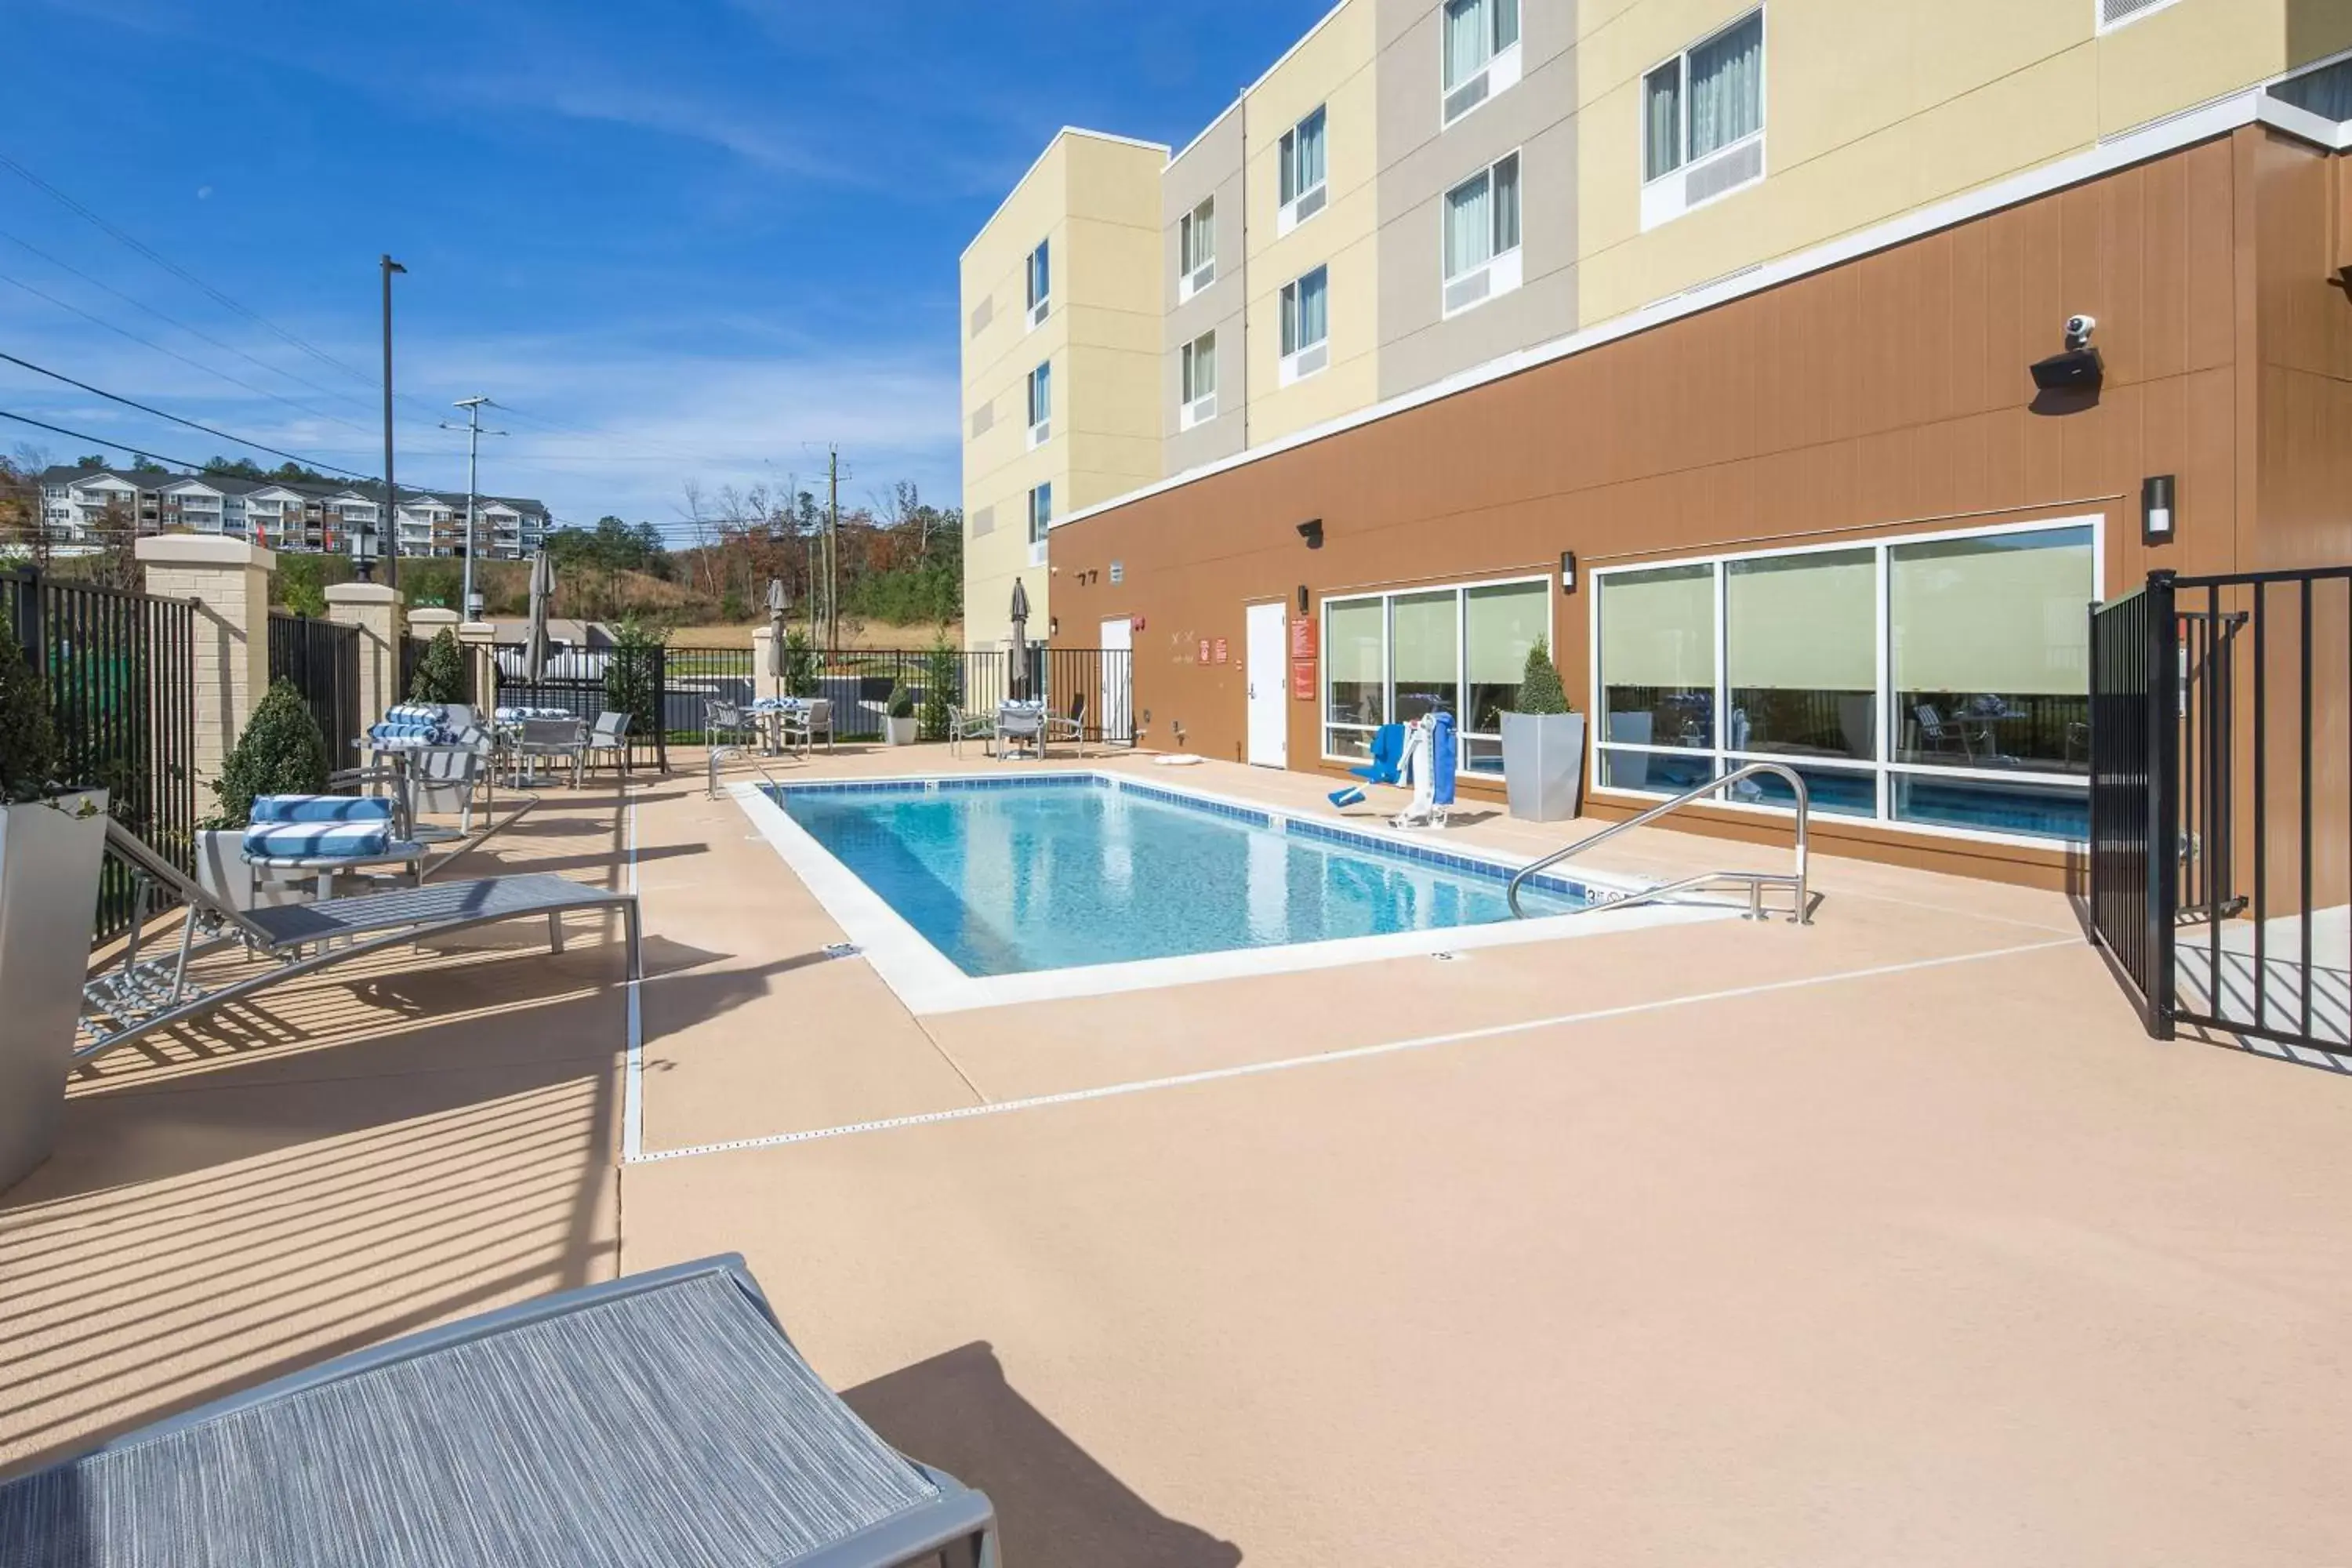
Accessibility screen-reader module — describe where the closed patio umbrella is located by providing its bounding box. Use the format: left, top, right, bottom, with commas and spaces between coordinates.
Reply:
1007, 579, 1030, 702
524, 549, 554, 684
765, 578, 789, 680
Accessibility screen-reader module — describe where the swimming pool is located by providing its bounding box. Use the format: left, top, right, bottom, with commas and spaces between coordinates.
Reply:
766, 775, 1598, 978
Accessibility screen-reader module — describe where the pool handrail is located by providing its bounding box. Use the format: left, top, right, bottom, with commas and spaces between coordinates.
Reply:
1506, 760, 1813, 924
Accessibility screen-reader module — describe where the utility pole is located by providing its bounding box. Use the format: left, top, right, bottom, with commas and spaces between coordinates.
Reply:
441, 396, 507, 619
825, 445, 840, 652
379, 255, 406, 588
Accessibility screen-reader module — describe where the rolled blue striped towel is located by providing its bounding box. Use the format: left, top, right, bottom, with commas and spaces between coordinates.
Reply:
241, 821, 395, 860
252, 794, 394, 824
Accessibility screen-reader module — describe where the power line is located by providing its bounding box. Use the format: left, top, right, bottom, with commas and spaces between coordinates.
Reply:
0, 348, 379, 480
0, 407, 217, 471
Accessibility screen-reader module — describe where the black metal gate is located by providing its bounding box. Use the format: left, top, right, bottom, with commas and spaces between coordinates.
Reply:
2089, 567, 2352, 1054
3, 568, 197, 939
267, 612, 363, 771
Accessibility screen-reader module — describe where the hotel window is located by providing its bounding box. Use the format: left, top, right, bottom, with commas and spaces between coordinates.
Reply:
1591, 521, 2096, 841
1322, 576, 1548, 771
1442, 0, 1521, 125
1442, 151, 1521, 317
1178, 198, 1215, 297
1277, 107, 1328, 234
1026, 481, 1051, 565
1180, 331, 1218, 429
1025, 239, 1051, 328
1279, 265, 1329, 386
1641, 9, 1764, 230
1026, 360, 1051, 447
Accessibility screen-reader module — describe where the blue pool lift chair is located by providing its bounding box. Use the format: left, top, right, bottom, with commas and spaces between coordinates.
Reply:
1328, 720, 1406, 808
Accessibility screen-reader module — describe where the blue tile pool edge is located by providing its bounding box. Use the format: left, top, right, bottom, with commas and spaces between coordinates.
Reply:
760, 771, 1614, 908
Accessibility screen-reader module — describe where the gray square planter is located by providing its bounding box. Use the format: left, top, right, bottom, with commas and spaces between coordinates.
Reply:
0, 791, 107, 1193
1501, 711, 1587, 822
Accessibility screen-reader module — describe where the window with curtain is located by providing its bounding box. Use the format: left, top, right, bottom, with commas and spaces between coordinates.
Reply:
1443, 0, 1520, 89
1391, 590, 1460, 724
1181, 331, 1218, 405
1281, 107, 1327, 205
1325, 597, 1386, 753
1642, 60, 1682, 181
1599, 563, 1715, 750
1180, 198, 1215, 279
1026, 361, 1051, 428
1281, 267, 1329, 357
1686, 11, 1762, 160
1726, 549, 1873, 760
1025, 240, 1049, 310
1443, 154, 1520, 281
1890, 525, 2092, 774
1027, 482, 1051, 544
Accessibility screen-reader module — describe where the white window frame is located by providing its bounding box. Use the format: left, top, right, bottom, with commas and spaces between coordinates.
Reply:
1027, 481, 1051, 565
1439, 0, 1523, 128
1277, 107, 1329, 235
1278, 265, 1330, 387
1025, 238, 1051, 329
1180, 330, 1219, 429
2095, 0, 2186, 34
1178, 197, 1216, 299
1585, 514, 2106, 850
1026, 359, 1051, 448
1639, 8, 1767, 234
1439, 149, 1524, 319
1319, 572, 1552, 771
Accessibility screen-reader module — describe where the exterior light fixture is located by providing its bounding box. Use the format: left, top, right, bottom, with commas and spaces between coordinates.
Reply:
1559, 550, 1577, 593
466, 590, 485, 620
2142, 474, 2176, 546
350, 518, 380, 583
1296, 584, 1309, 614
1297, 518, 1323, 549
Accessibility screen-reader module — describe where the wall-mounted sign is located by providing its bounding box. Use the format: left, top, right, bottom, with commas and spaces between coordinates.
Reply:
1197, 637, 1211, 663
1291, 659, 1316, 701
1213, 637, 1229, 665
1290, 617, 1317, 660
1109, 561, 1124, 584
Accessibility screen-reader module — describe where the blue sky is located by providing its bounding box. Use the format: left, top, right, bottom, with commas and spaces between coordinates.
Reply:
0, 0, 1332, 536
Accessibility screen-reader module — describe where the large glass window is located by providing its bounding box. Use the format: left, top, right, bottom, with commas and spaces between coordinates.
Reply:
1280, 266, 1329, 358
1279, 107, 1327, 207
1443, 0, 1520, 90
1391, 591, 1459, 724
1600, 563, 1715, 751
1323, 576, 1548, 768
1026, 360, 1051, 429
1464, 580, 1548, 774
1325, 597, 1386, 758
1644, 9, 1762, 182
1890, 525, 2092, 775
1592, 521, 2096, 842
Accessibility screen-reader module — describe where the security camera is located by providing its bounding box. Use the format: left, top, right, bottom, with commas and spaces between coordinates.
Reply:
2064, 314, 2096, 350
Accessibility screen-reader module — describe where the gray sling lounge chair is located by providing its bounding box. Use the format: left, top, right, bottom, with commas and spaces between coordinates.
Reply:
0, 1254, 999, 1568
78, 818, 641, 1066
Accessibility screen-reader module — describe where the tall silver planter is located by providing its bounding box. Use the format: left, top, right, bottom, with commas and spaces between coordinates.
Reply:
0, 790, 107, 1192
1501, 712, 1585, 822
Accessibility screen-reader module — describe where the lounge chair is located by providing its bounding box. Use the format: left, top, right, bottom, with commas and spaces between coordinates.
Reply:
76, 818, 641, 1066
0, 1254, 998, 1568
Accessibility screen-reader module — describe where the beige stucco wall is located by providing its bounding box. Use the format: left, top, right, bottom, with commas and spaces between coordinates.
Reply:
1244, 0, 1383, 445
960, 130, 1165, 650
1575, 0, 2337, 323
1163, 104, 1249, 474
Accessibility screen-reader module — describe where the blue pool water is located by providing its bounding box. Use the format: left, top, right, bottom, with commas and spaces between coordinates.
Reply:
771, 777, 1595, 977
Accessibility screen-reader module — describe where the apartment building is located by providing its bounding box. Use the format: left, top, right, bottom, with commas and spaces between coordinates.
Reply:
36, 467, 548, 560
965, 0, 2352, 886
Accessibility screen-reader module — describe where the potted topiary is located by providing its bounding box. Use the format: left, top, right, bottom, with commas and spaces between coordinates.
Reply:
1500, 635, 1584, 822
0, 612, 109, 1191
408, 626, 470, 706
195, 678, 330, 911
882, 681, 918, 746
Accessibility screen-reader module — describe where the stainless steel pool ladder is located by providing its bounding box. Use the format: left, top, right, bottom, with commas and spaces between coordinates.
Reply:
1506, 760, 1813, 924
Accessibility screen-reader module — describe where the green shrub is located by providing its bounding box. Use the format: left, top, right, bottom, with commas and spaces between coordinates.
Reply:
209, 678, 328, 828
918, 637, 957, 741
408, 627, 470, 704
1512, 636, 1571, 716
602, 616, 669, 740
782, 630, 818, 699
0, 608, 60, 804
275, 555, 328, 618
884, 681, 914, 720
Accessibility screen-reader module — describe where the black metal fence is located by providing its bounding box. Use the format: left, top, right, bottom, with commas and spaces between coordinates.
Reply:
492, 644, 669, 772
2089, 567, 2352, 1054
267, 612, 363, 771
3, 568, 196, 939
666, 644, 1135, 746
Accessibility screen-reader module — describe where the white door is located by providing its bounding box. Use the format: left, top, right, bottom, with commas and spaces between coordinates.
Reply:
1246, 601, 1289, 768
1097, 616, 1133, 742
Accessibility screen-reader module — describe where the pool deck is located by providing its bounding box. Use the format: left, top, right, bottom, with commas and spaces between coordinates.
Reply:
7, 742, 2352, 1563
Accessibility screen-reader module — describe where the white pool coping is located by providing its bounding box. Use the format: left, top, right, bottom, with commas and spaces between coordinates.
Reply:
730, 770, 1735, 1015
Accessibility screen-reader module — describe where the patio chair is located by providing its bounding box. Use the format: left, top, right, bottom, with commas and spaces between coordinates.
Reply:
1912, 704, 1990, 760
996, 702, 1046, 760
0, 1254, 997, 1568
1044, 691, 1089, 757
516, 715, 589, 787
946, 703, 996, 758
583, 710, 633, 779
74, 817, 641, 1067
780, 698, 833, 757
705, 697, 760, 754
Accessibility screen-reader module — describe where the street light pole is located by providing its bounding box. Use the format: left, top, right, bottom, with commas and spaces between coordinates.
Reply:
379, 254, 407, 590
441, 396, 506, 620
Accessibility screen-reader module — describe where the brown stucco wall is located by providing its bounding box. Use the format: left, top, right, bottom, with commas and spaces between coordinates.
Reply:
1051, 127, 2348, 887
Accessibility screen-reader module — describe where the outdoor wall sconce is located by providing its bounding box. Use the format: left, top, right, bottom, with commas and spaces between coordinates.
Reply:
1049, 616, 1060, 637
1297, 518, 1323, 549
2143, 475, 2175, 545
1559, 550, 1578, 593
1296, 584, 1309, 613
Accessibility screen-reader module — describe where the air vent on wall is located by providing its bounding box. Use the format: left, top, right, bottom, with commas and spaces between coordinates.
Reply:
1028, 297, 1049, 329
970, 402, 993, 438
1189, 262, 1214, 295
1294, 185, 1327, 224
2099, 0, 2177, 27
1443, 269, 1493, 315
1443, 73, 1490, 125
971, 505, 995, 537
968, 296, 992, 337
1686, 137, 1765, 205
1295, 342, 1328, 378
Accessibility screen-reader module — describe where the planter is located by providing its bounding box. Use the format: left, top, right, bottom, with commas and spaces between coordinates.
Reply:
0, 790, 108, 1192
883, 715, 919, 746
196, 829, 305, 913
1501, 711, 1586, 822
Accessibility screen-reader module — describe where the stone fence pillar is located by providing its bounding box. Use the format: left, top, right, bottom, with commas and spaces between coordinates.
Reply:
406, 607, 459, 641
750, 627, 783, 705
135, 535, 274, 797
325, 582, 403, 727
